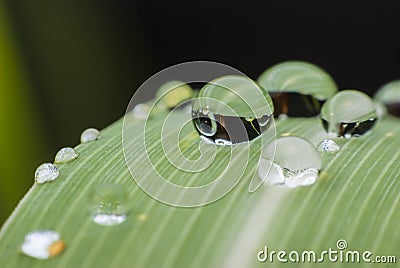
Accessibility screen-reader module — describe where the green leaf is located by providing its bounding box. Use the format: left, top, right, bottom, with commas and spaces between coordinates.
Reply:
0, 110, 399, 267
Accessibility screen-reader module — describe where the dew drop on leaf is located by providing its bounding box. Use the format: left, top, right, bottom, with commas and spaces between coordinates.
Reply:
89, 183, 129, 226
80, 128, 100, 143
35, 163, 59, 184
21, 230, 65, 260
258, 61, 338, 117
156, 80, 194, 109
317, 139, 341, 154
54, 147, 79, 164
374, 80, 400, 117
320, 90, 377, 138
259, 136, 322, 188
192, 75, 274, 145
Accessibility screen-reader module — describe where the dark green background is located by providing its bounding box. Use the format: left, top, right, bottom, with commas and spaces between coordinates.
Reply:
0, 0, 399, 224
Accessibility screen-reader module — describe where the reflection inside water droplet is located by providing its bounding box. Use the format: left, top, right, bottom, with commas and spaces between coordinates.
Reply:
81, 128, 100, 143
192, 75, 274, 145
320, 90, 377, 138
317, 139, 341, 154
35, 163, 59, 184
258, 136, 322, 188
21, 230, 65, 260
54, 147, 79, 164
89, 183, 129, 226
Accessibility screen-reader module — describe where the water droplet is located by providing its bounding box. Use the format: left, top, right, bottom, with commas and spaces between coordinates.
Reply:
321, 90, 377, 138
89, 183, 129, 226
21, 230, 65, 260
35, 163, 59, 184
374, 80, 400, 117
131, 103, 151, 120
192, 75, 274, 145
258, 61, 337, 117
317, 139, 341, 154
259, 136, 322, 187
81, 128, 100, 143
156, 80, 194, 109
54, 147, 78, 164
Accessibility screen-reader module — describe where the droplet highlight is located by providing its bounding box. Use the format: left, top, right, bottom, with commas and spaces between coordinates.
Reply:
54, 147, 79, 164
259, 136, 322, 187
320, 90, 377, 138
131, 103, 151, 120
317, 139, 341, 154
192, 75, 274, 145
35, 163, 59, 184
21, 230, 65, 260
80, 128, 100, 143
89, 183, 129, 226
258, 61, 337, 117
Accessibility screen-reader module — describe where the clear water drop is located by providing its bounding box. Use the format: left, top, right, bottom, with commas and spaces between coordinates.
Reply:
258, 61, 337, 117
35, 163, 59, 184
192, 75, 274, 145
54, 147, 79, 164
374, 80, 400, 117
21, 230, 65, 260
131, 103, 151, 120
259, 136, 322, 188
89, 183, 129, 226
156, 80, 194, 109
81, 128, 100, 143
317, 139, 341, 154
320, 90, 377, 138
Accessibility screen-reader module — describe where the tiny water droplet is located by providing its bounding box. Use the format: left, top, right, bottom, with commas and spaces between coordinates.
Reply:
35, 163, 59, 184
317, 139, 341, 154
89, 183, 129, 226
320, 90, 377, 138
192, 75, 274, 145
21, 230, 65, 260
258, 136, 322, 188
374, 80, 400, 117
258, 61, 337, 117
81, 128, 100, 143
54, 147, 78, 164
131, 103, 151, 120
156, 80, 194, 109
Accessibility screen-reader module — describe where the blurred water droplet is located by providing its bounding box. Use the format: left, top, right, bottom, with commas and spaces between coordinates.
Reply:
35, 163, 59, 184
258, 61, 337, 117
192, 75, 274, 145
54, 147, 78, 164
317, 139, 341, 154
89, 183, 129, 226
258, 136, 321, 188
374, 80, 400, 117
80, 128, 100, 143
156, 80, 194, 109
21, 230, 65, 260
321, 90, 377, 138
131, 103, 151, 120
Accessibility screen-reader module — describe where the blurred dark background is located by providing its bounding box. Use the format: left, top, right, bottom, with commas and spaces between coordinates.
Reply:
0, 0, 399, 224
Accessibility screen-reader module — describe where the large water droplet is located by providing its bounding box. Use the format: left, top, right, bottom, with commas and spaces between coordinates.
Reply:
35, 163, 59, 184
374, 80, 400, 117
320, 90, 377, 138
192, 75, 274, 145
21, 230, 65, 260
89, 183, 129, 226
258, 61, 337, 117
317, 139, 341, 154
156, 80, 194, 109
259, 136, 322, 187
80, 128, 100, 143
54, 147, 79, 164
